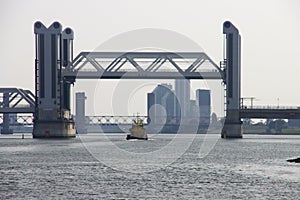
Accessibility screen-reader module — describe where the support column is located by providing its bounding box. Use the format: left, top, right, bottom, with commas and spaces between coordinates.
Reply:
1, 92, 13, 134
61, 27, 74, 111
75, 92, 87, 134
221, 21, 242, 138
2, 114, 13, 134
33, 21, 75, 138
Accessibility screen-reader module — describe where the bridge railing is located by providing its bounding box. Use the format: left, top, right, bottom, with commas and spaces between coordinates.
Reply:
0, 88, 35, 113
83, 115, 149, 125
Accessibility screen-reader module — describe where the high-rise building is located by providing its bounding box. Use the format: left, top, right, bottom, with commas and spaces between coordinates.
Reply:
196, 89, 211, 125
175, 79, 190, 118
189, 100, 199, 118
147, 84, 175, 124
147, 82, 211, 133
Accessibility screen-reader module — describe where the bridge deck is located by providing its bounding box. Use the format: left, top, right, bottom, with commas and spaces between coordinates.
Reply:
0, 107, 34, 113
240, 108, 300, 119
63, 71, 222, 79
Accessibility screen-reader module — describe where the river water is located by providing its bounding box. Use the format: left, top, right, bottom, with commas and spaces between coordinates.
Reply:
0, 133, 299, 199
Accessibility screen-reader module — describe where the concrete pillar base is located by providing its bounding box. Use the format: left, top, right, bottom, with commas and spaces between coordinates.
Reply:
221, 122, 242, 139
33, 120, 76, 138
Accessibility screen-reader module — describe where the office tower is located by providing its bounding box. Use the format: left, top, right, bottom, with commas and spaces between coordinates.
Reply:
196, 89, 211, 124
175, 79, 190, 118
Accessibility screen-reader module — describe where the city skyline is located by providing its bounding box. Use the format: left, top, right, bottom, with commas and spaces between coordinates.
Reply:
147, 82, 211, 133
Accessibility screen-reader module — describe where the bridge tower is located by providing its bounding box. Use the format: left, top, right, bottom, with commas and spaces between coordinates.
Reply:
221, 21, 242, 138
33, 21, 76, 138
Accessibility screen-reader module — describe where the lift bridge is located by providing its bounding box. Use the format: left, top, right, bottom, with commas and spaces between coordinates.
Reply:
1, 21, 300, 138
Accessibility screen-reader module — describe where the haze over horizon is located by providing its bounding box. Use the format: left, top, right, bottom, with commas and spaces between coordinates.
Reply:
1, 0, 300, 116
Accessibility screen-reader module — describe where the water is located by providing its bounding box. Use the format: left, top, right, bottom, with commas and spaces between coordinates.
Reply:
0, 134, 299, 199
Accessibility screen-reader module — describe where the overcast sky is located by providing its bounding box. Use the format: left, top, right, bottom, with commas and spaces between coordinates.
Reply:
1, 0, 300, 116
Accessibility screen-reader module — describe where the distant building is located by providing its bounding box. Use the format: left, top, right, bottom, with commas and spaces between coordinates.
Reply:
162, 90, 178, 123
189, 100, 198, 118
175, 79, 190, 118
196, 89, 211, 126
147, 84, 178, 125
147, 81, 211, 133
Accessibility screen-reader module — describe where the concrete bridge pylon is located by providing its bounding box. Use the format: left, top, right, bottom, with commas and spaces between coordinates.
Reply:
33, 21, 76, 138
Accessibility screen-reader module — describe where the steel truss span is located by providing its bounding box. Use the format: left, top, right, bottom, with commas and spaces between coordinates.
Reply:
87, 115, 148, 125
0, 88, 35, 113
63, 52, 224, 80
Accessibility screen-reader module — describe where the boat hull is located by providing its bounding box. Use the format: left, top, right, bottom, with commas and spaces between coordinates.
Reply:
126, 134, 148, 140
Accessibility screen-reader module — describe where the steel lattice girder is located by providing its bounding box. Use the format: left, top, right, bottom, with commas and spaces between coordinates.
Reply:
63, 52, 224, 80
0, 88, 35, 113
87, 115, 148, 125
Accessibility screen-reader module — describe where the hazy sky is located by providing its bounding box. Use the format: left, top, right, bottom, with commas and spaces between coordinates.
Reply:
1, 0, 300, 116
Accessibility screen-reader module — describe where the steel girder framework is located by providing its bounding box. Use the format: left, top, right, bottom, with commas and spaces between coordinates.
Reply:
0, 88, 35, 113
87, 115, 148, 125
63, 52, 224, 80
1, 115, 144, 126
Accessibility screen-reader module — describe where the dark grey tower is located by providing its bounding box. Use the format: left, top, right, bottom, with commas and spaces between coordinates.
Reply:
33, 21, 76, 138
221, 21, 242, 138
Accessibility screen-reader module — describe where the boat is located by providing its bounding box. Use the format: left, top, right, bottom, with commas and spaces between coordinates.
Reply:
126, 117, 148, 140
287, 157, 300, 163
